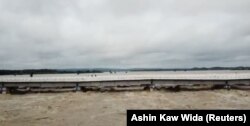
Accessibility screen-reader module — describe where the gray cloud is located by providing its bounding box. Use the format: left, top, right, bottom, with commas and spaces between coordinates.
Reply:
0, 0, 250, 69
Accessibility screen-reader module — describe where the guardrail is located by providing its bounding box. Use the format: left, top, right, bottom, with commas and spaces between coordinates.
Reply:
1, 78, 250, 94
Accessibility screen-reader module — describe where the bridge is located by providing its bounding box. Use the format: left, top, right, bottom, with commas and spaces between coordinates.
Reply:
1, 71, 250, 93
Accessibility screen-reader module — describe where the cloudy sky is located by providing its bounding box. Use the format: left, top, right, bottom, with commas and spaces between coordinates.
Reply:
0, 0, 250, 69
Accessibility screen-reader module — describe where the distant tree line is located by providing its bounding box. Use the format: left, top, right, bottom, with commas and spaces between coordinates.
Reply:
128, 66, 250, 71
0, 69, 102, 75
190, 66, 250, 70
0, 66, 249, 75
0, 69, 57, 75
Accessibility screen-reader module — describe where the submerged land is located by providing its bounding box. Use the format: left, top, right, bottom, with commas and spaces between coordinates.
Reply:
0, 90, 250, 126
0, 70, 249, 126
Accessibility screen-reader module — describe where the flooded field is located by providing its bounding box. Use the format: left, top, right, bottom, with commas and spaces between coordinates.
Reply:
1, 70, 250, 82
0, 90, 250, 126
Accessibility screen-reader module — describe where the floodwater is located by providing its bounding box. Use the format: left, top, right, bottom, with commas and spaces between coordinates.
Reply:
0, 90, 250, 126
1, 70, 250, 82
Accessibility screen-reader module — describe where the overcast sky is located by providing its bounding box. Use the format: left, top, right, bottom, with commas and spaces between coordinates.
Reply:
0, 0, 250, 69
